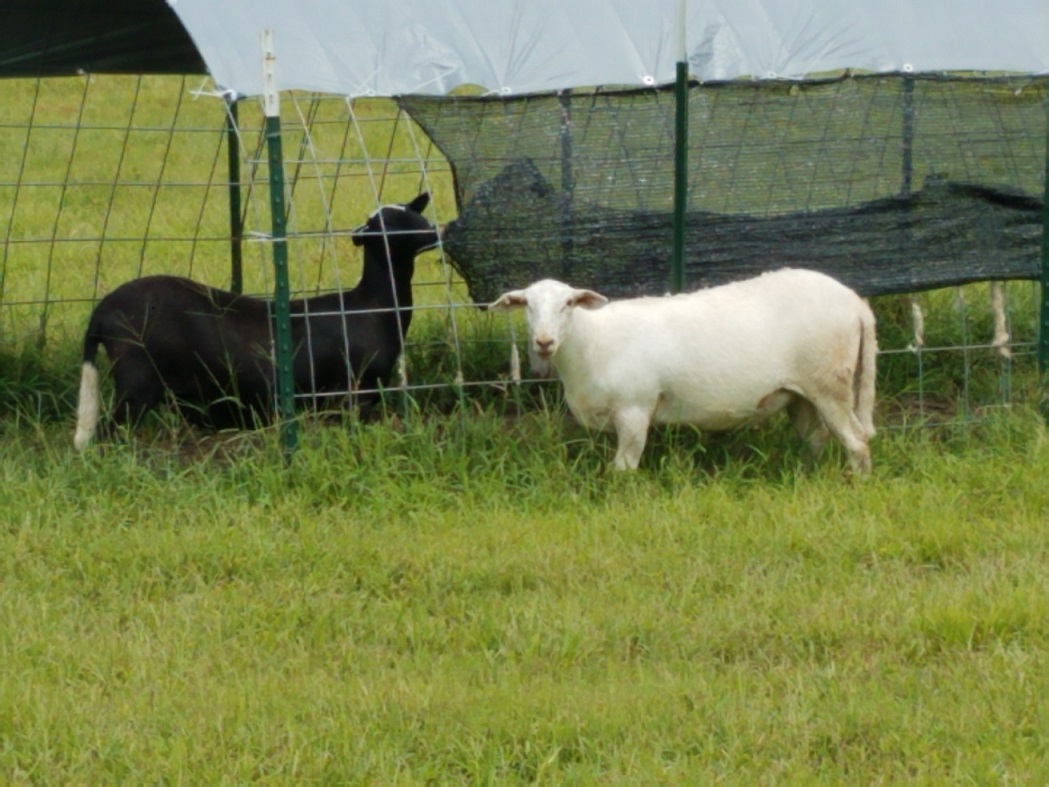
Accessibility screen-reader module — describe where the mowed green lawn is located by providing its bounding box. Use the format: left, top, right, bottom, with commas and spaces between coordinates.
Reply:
2, 406, 1049, 782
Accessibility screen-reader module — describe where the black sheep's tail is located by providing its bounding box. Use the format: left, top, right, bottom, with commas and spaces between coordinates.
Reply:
73, 318, 103, 451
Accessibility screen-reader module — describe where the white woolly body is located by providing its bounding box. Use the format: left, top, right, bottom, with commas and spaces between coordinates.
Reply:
556, 273, 864, 430
494, 269, 877, 472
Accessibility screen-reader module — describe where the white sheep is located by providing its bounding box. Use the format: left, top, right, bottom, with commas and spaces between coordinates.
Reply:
492, 268, 877, 473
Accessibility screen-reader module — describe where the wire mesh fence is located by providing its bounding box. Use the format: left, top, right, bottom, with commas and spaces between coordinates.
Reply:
0, 73, 1045, 428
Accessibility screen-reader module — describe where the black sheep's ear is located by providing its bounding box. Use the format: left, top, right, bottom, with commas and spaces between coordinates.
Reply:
406, 192, 430, 214
351, 219, 370, 246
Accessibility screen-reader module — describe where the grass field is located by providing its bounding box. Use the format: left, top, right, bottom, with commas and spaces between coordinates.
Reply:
2, 406, 1049, 781
2, 74, 1049, 781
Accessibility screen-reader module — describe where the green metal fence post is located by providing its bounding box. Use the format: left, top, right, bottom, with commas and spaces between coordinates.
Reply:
1039, 93, 1049, 378
901, 76, 914, 196
670, 0, 689, 294
225, 94, 244, 295
671, 60, 689, 295
558, 90, 575, 270
260, 31, 297, 455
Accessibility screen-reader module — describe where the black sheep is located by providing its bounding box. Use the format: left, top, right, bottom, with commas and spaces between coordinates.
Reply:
74, 192, 439, 448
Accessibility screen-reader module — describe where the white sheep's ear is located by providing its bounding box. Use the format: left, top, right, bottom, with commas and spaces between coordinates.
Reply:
490, 290, 528, 310
570, 289, 608, 310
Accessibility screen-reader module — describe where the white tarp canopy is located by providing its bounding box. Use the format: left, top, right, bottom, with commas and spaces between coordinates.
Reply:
167, 0, 1049, 98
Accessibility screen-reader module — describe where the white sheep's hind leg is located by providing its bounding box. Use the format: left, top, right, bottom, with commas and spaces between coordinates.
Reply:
787, 396, 831, 457
611, 407, 651, 470
812, 396, 872, 476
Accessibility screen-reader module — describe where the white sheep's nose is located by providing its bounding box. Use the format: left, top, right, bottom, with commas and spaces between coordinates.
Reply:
534, 337, 555, 357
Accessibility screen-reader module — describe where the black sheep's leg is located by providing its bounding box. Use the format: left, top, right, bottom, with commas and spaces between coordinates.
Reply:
100, 363, 164, 442
351, 364, 387, 423
355, 390, 382, 423
99, 392, 158, 443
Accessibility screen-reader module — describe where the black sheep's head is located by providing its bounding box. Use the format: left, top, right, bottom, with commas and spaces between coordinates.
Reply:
351, 192, 440, 260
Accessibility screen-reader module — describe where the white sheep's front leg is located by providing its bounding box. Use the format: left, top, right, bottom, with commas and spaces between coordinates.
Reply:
612, 407, 652, 470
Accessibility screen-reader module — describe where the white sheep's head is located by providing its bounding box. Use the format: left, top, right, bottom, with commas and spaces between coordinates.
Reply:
491, 279, 608, 378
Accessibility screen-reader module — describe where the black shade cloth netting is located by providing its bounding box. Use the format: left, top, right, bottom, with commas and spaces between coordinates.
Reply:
401, 75, 1047, 302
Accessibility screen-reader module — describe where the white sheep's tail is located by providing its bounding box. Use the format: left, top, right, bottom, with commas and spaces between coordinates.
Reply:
855, 305, 878, 440
73, 361, 101, 451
